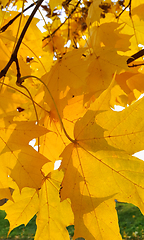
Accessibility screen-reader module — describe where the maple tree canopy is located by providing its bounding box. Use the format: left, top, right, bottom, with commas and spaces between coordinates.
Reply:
1, 0, 144, 239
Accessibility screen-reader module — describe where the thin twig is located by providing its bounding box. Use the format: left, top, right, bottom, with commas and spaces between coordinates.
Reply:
0, 81, 49, 113
18, 83, 40, 151
0, 0, 44, 80
128, 63, 144, 68
12, 0, 25, 51
20, 75, 76, 144
127, 49, 144, 64
116, 0, 132, 18
43, 0, 81, 41
15, 58, 21, 82
0, 1, 38, 32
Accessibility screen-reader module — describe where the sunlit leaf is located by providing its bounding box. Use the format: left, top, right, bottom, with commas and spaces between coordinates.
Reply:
35, 170, 74, 240
60, 95, 144, 239
1, 1, 144, 239
0, 183, 39, 233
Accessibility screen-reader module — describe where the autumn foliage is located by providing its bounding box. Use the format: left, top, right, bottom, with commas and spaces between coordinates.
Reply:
1, 0, 144, 239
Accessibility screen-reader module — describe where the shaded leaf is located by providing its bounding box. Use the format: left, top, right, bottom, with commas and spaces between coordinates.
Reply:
0, 117, 51, 190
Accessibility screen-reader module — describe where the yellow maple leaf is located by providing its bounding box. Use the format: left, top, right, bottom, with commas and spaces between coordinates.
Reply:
42, 30, 65, 54
85, 47, 128, 101
118, 10, 144, 51
0, 0, 9, 7
10, 145, 51, 190
49, 0, 63, 11
88, 22, 132, 51
0, 117, 51, 190
39, 94, 88, 163
1, 1, 144, 239
132, 3, 144, 20
42, 48, 88, 121
86, 0, 102, 25
0, 164, 13, 201
39, 115, 70, 163
0, 184, 39, 234
35, 170, 74, 240
112, 71, 144, 106
59, 89, 144, 239
0, 79, 27, 118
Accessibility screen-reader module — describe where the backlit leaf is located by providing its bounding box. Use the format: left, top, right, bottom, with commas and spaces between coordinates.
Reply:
0, 117, 51, 190
1, 1, 144, 239
60, 91, 144, 239
0, 183, 39, 233
35, 170, 74, 240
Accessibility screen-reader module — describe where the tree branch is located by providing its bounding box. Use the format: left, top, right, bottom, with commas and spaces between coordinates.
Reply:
42, 0, 81, 41
0, 1, 38, 32
116, 0, 132, 18
0, 0, 44, 81
127, 49, 144, 64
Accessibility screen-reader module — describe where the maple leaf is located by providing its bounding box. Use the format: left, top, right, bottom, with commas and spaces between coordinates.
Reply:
1, 1, 144, 240
35, 169, 74, 240
132, 3, 144, 20
39, 94, 88, 163
0, 0, 9, 7
0, 182, 39, 234
0, 164, 13, 201
0, 117, 51, 190
39, 115, 70, 162
84, 47, 128, 101
88, 22, 132, 51
60, 89, 144, 239
0, 80, 27, 118
111, 71, 144, 106
49, 0, 63, 11
86, 0, 102, 25
118, 8, 144, 51
42, 48, 88, 121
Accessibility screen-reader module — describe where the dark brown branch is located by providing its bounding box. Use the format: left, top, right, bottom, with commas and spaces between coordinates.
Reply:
0, 0, 44, 81
0, 1, 38, 32
128, 63, 144, 68
129, 0, 132, 16
15, 58, 21, 84
127, 49, 144, 64
43, 0, 81, 41
116, 0, 132, 18
13, 0, 44, 59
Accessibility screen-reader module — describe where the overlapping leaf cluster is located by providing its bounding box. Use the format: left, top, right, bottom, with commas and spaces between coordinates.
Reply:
0, 0, 144, 239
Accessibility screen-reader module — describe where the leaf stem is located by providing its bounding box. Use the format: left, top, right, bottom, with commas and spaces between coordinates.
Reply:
12, 0, 25, 51
17, 83, 40, 151
20, 75, 76, 143
0, 81, 49, 113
